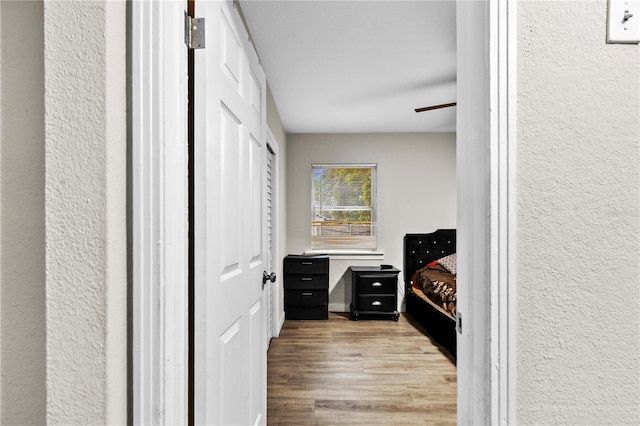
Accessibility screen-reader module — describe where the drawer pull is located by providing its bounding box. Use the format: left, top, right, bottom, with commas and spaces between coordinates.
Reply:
301, 262, 313, 265
301, 277, 313, 281
302, 292, 313, 296
371, 301, 382, 306
371, 282, 382, 287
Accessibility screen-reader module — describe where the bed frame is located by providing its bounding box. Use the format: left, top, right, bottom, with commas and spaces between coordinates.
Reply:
404, 229, 457, 361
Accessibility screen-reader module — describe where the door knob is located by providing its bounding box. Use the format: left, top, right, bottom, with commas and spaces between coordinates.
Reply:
262, 271, 276, 284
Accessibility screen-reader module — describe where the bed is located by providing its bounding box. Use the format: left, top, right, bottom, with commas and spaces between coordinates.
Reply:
404, 229, 457, 361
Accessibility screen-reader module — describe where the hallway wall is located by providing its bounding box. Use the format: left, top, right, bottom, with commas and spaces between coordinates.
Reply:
516, 1, 640, 423
42, 2, 127, 423
0, 2, 127, 424
0, 2, 46, 423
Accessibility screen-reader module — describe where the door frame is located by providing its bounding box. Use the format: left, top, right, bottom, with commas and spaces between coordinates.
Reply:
456, 1, 517, 424
130, 1, 189, 424
130, 0, 517, 424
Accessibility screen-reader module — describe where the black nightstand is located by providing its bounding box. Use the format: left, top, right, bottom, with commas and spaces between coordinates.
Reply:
350, 266, 401, 321
284, 255, 329, 320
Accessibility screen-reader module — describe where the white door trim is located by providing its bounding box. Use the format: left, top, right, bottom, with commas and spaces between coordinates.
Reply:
130, 2, 188, 425
456, 0, 517, 424
490, 1, 517, 423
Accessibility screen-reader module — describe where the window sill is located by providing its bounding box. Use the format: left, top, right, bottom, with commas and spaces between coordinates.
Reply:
303, 250, 384, 260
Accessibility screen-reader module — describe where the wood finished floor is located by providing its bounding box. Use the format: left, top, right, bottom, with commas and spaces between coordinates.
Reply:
267, 312, 456, 425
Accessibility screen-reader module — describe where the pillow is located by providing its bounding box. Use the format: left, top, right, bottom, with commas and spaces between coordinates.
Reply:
435, 253, 457, 275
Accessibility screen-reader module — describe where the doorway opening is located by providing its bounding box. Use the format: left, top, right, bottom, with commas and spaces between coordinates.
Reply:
130, 1, 516, 424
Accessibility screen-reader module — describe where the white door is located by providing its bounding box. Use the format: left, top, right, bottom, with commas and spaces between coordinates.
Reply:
193, 1, 268, 424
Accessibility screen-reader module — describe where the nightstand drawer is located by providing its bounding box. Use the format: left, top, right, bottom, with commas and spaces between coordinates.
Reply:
286, 305, 328, 320
357, 274, 396, 294
283, 258, 329, 275
286, 289, 328, 306
284, 275, 328, 290
357, 295, 396, 312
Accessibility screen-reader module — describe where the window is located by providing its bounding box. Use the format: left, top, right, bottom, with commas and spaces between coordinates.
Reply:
311, 164, 377, 250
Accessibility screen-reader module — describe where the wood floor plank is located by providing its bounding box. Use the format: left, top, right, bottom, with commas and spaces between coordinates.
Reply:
268, 313, 456, 425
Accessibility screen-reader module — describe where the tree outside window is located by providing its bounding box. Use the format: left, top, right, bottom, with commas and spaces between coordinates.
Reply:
312, 165, 376, 250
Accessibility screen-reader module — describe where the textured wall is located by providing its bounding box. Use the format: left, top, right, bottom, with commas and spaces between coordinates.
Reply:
0, 1, 46, 424
517, 1, 640, 423
43, 1, 127, 424
287, 133, 456, 311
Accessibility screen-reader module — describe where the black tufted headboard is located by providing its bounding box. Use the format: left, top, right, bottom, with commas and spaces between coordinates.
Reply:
403, 229, 456, 288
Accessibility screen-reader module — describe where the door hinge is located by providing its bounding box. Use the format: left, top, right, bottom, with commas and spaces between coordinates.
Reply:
456, 312, 462, 334
184, 13, 205, 49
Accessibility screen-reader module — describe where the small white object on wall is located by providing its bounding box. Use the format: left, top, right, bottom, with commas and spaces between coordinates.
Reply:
607, 0, 640, 43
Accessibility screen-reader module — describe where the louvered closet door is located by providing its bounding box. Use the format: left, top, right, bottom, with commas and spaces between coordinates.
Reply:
193, 1, 268, 424
266, 146, 275, 345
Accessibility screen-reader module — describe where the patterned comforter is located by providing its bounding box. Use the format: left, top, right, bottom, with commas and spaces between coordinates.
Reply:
411, 254, 457, 319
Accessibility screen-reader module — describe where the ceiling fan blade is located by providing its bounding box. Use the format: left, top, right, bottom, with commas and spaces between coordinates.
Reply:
414, 102, 457, 113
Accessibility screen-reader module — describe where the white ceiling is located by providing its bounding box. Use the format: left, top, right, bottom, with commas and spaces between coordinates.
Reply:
240, 0, 457, 134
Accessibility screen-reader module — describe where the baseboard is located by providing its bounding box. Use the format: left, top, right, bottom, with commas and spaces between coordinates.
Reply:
329, 303, 348, 313
275, 311, 285, 337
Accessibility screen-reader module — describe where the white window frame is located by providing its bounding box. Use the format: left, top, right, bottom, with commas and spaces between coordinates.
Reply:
310, 163, 377, 252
